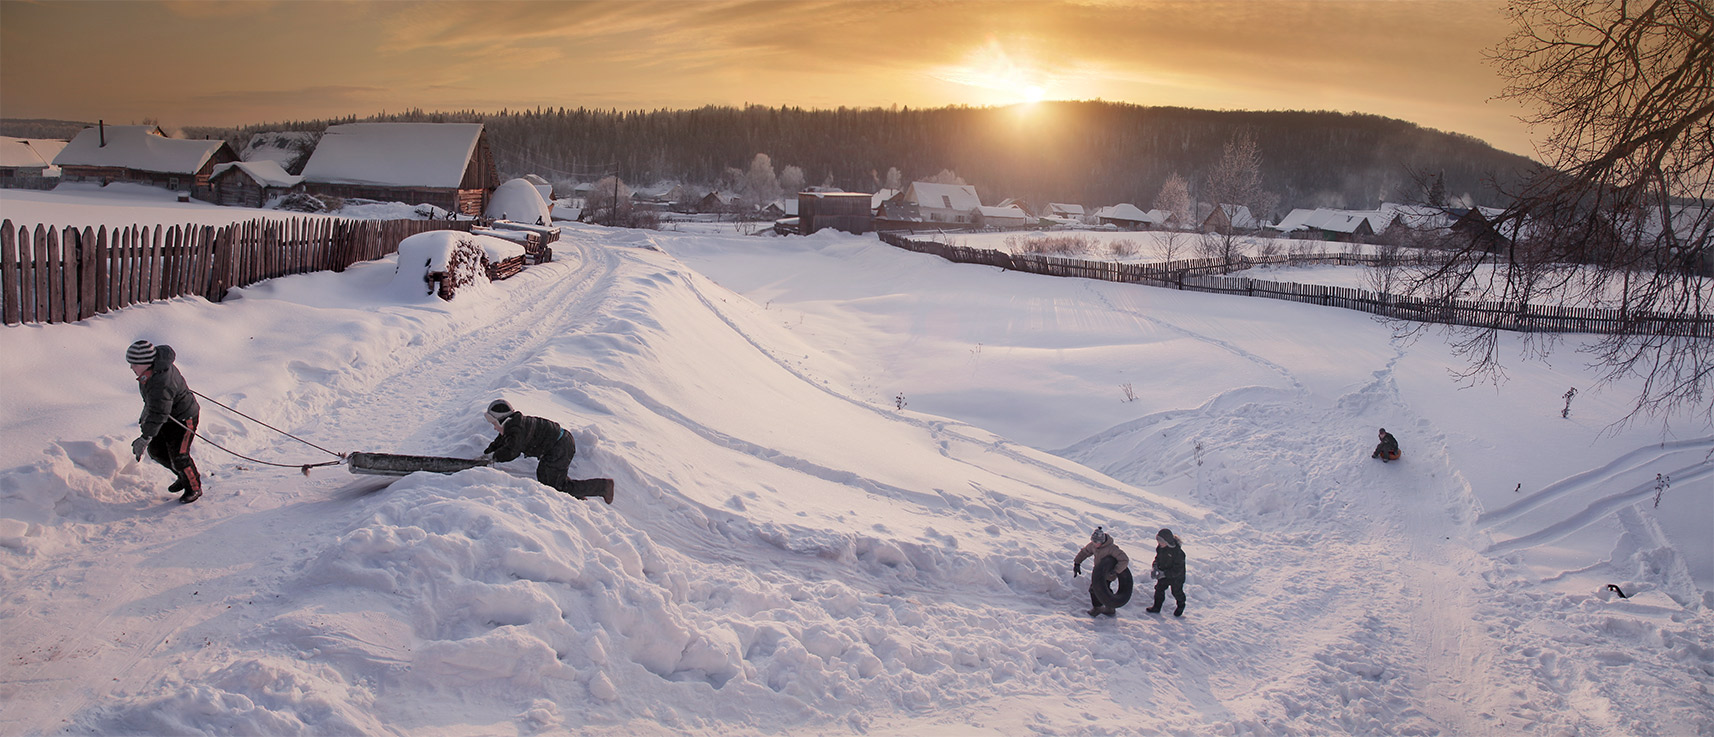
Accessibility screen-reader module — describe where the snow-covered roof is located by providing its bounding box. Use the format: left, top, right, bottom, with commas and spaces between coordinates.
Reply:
871, 188, 900, 210
485, 178, 552, 224
53, 126, 227, 174
210, 160, 303, 188
1379, 202, 1454, 230
1272, 207, 1382, 234
767, 198, 799, 216
976, 205, 1030, 220
1093, 203, 1155, 223
299, 123, 483, 189
1047, 203, 1085, 216
905, 182, 982, 211
241, 131, 317, 172
1210, 204, 1257, 230
0, 137, 66, 170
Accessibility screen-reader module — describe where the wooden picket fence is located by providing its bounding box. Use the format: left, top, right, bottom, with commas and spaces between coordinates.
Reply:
878, 231, 1714, 338
1, 217, 472, 325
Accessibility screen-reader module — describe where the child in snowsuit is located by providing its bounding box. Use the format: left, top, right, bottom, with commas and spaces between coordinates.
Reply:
127, 340, 203, 504
1372, 428, 1400, 462
483, 400, 613, 504
1072, 527, 1130, 617
1146, 528, 1187, 616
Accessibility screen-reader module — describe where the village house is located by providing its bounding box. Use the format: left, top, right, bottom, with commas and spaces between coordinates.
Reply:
973, 204, 1031, 229
1044, 202, 1086, 221
298, 123, 498, 216
799, 191, 873, 235
0, 136, 67, 189
1202, 203, 1259, 233
208, 160, 304, 208
1093, 203, 1169, 230
53, 124, 237, 199
883, 182, 983, 226
1272, 208, 1383, 242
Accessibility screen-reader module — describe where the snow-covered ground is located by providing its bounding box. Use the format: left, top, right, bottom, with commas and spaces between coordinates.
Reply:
1, 191, 1710, 736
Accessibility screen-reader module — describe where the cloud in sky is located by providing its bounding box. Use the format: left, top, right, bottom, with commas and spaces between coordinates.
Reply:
0, 0, 1535, 156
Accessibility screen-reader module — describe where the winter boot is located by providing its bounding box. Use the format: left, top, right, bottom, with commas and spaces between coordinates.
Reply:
168, 479, 187, 494
178, 487, 201, 504
1087, 607, 1102, 617
1101, 606, 1117, 617
566, 479, 615, 504
1145, 606, 1161, 614
1173, 604, 1184, 617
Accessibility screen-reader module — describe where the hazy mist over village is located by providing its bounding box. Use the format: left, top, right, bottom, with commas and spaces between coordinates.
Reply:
1, 1, 1709, 735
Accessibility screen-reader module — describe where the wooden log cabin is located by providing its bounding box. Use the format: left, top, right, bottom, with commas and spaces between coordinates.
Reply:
298, 123, 498, 216
53, 124, 237, 200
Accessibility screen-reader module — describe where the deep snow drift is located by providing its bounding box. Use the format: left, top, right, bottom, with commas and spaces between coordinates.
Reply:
1, 199, 1710, 735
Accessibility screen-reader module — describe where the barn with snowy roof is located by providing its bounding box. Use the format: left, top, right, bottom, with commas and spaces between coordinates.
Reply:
0, 136, 67, 189
298, 123, 498, 216
209, 160, 305, 208
53, 124, 237, 198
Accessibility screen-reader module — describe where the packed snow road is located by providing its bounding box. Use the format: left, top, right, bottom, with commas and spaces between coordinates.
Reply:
0, 222, 1709, 736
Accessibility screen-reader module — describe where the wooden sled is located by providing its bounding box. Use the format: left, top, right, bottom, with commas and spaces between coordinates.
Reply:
346, 452, 491, 476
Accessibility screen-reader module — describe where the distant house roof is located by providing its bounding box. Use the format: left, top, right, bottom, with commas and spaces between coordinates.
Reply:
0, 137, 66, 171
904, 182, 982, 211
299, 122, 484, 189
211, 160, 303, 188
53, 125, 228, 174
1273, 207, 1380, 234
1205, 203, 1258, 230
1093, 203, 1156, 224
975, 205, 1030, 220
1047, 203, 1086, 217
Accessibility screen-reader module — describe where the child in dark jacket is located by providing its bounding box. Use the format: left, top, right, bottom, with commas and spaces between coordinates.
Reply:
1372, 428, 1401, 461
483, 400, 613, 504
127, 340, 203, 504
1146, 528, 1187, 617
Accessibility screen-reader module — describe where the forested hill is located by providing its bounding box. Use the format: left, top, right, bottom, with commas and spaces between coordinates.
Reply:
12, 101, 1539, 212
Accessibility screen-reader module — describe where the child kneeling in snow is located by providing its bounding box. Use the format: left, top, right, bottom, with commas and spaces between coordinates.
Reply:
483, 400, 613, 504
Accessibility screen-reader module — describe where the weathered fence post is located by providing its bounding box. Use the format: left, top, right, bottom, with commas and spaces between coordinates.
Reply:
1, 221, 18, 325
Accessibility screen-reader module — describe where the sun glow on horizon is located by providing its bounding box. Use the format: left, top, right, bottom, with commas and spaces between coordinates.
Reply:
933, 38, 1058, 106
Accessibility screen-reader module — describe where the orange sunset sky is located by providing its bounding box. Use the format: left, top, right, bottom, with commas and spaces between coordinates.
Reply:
0, 0, 1539, 158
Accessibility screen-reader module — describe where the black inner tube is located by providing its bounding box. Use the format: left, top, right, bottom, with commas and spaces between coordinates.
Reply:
1091, 557, 1134, 608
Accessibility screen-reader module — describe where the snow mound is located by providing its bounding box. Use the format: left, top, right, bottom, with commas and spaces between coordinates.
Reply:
486, 178, 552, 225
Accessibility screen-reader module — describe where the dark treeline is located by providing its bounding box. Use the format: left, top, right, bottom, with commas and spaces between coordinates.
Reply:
13, 101, 1538, 213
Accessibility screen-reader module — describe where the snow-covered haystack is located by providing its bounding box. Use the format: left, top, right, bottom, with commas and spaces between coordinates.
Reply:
485, 178, 552, 225
391, 231, 525, 301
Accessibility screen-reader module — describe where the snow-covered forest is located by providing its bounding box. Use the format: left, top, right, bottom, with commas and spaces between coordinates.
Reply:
156, 102, 1536, 212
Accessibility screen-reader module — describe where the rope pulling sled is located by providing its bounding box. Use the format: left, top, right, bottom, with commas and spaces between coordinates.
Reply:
179, 390, 494, 477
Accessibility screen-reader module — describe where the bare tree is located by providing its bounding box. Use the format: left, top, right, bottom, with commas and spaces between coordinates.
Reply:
1400, 0, 1713, 422
1158, 230, 1187, 262
583, 175, 632, 225
1201, 130, 1279, 232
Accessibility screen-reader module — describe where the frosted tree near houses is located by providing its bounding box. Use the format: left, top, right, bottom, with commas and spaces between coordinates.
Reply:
884, 167, 904, 191
742, 154, 782, 212
583, 175, 633, 225
1399, 0, 1714, 422
1200, 130, 1278, 230
779, 165, 806, 196
925, 169, 966, 185
1153, 172, 1193, 230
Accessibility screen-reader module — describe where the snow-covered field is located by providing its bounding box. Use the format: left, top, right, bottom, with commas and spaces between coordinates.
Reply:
1, 191, 1710, 736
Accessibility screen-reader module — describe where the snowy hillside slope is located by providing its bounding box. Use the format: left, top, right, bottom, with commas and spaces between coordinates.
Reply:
0, 209, 1709, 735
